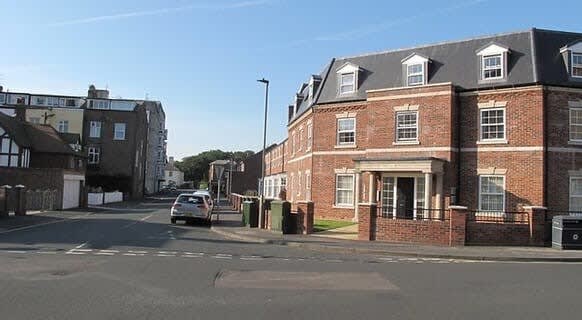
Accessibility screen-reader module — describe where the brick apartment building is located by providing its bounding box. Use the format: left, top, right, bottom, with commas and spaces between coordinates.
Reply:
0, 85, 167, 198
265, 28, 582, 234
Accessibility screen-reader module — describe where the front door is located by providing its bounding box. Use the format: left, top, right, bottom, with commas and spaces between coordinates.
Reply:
396, 178, 414, 219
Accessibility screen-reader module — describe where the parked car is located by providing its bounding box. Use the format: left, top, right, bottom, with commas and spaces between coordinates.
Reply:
193, 190, 214, 211
170, 194, 211, 225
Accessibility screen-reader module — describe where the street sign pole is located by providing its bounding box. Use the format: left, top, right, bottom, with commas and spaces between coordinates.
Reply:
214, 166, 225, 223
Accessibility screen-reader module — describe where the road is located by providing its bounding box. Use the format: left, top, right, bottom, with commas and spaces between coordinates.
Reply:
0, 199, 580, 319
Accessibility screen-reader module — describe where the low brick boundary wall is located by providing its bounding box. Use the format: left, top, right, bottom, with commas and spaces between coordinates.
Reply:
466, 222, 530, 245
358, 205, 547, 247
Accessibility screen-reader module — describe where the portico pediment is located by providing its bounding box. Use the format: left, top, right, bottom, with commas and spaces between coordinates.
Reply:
354, 157, 444, 174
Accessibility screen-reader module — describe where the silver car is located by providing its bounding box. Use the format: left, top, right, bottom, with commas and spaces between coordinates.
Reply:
170, 194, 211, 225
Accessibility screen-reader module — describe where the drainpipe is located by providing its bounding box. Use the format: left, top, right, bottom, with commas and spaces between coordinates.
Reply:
543, 87, 548, 208
455, 90, 461, 206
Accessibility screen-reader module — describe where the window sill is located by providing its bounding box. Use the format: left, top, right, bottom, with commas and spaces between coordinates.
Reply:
568, 140, 582, 146
335, 144, 357, 149
333, 205, 355, 209
393, 141, 420, 146
476, 140, 508, 145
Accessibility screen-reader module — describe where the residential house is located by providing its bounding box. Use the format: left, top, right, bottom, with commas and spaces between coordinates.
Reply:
0, 85, 167, 198
274, 28, 582, 245
0, 112, 85, 209
164, 157, 184, 187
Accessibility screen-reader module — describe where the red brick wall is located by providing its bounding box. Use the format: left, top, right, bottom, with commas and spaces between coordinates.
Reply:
466, 222, 530, 245
375, 217, 452, 245
545, 88, 582, 211
458, 87, 545, 211
286, 113, 314, 210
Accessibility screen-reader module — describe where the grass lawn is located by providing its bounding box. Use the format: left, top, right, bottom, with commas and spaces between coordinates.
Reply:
313, 219, 356, 232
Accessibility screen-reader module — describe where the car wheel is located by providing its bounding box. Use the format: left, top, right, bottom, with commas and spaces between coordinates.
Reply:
171, 218, 176, 224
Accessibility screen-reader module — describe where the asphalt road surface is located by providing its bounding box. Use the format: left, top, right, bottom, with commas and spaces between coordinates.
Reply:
0, 199, 581, 319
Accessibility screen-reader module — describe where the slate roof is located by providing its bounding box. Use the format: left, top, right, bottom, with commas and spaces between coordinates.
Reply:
0, 112, 78, 155
288, 28, 582, 123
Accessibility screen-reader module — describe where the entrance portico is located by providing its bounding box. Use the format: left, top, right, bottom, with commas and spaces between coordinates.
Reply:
354, 157, 445, 221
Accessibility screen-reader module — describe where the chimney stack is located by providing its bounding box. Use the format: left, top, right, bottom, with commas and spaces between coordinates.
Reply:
88, 84, 110, 99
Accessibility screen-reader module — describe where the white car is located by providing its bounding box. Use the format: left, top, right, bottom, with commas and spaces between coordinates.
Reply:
193, 190, 214, 212
170, 194, 211, 225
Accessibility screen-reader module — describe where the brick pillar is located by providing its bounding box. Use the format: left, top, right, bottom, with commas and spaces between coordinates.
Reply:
14, 185, 27, 216
358, 203, 377, 241
524, 206, 547, 246
297, 201, 314, 234
0, 186, 9, 217
448, 206, 467, 246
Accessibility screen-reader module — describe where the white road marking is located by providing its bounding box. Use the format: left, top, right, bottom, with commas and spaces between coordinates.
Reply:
99, 250, 119, 253
156, 254, 175, 257
71, 249, 93, 252
240, 256, 263, 260
123, 253, 141, 256
140, 214, 153, 221
66, 252, 86, 255
158, 251, 178, 255
5, 250, 27, 254
183, 252, 204, 256
212, 254, 232, 259
94, 252, 115, 256
128, 250, 148, 254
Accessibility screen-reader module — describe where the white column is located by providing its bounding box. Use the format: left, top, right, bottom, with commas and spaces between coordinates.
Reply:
354, 172, 361, 222
369, 172, 376, 204
424, 173, 432, 212
436, 173, 444, 212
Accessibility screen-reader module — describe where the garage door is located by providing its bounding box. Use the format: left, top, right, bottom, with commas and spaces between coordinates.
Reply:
63, 179, 81, 210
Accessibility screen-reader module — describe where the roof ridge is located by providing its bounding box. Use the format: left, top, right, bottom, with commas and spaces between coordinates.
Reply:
334, 28, 535, 60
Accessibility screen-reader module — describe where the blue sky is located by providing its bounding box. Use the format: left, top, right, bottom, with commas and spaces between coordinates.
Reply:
0, 0, 580, 159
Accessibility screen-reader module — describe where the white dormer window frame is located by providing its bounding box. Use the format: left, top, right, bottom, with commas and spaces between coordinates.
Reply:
477, 43, 509, 82
339, 72, 356, 95
336, 63, 360, 96
407, 64, 424, 86
572, 52, 582, 79
482, 54, 504, 80
402, 53, 429, 86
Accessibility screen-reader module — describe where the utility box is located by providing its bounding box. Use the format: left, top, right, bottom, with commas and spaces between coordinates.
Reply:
270, 201, 290, 232
242, 201, 259, 228
552, 215, 582, 250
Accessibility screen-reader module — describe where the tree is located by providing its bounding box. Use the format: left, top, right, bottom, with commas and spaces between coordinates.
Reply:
175, 149, 255, 184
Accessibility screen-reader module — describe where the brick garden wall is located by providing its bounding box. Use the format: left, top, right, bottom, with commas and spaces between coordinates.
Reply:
466, 222, 531, 245
375, 217, 452, 245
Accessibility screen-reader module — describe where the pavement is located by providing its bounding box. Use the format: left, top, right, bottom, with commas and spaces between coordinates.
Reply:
2, 198, 582, 319
211, 207, 582, 263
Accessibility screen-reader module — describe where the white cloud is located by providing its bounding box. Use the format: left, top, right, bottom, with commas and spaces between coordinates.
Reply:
48, 0, 275, 27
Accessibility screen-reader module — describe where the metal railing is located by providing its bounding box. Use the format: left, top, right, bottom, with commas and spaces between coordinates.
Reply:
377, 207, 448, 221
467, 210, 529, 224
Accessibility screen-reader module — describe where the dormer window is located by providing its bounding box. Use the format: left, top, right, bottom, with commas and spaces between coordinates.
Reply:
573, 53, 582, 78
482, 54, 503, 80
336, 63, 360, 96
340, 72, 355, 95
476, 43, 509, 82
402, 53, 429, 86
407, 64, 424, 86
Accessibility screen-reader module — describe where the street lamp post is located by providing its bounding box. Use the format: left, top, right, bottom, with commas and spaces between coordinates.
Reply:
257, 78, 269, 229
